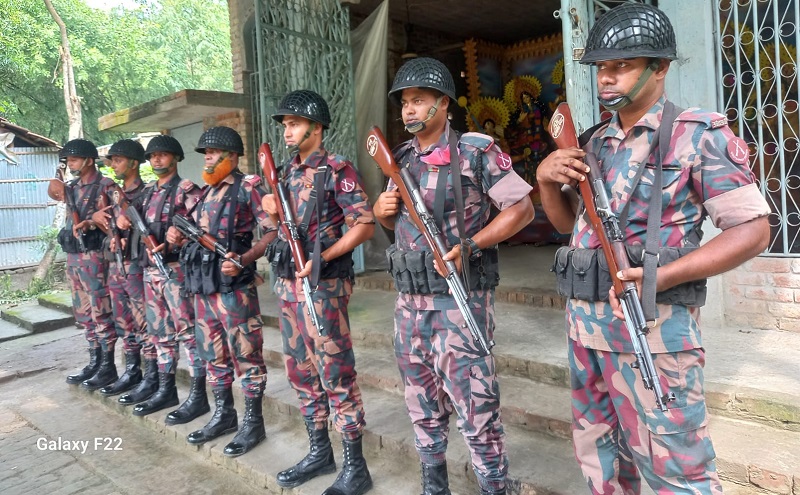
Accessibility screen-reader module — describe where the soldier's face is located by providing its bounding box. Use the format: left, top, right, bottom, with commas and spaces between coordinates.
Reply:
596, 57, 664, 107
282, 115, 319, 150
65, 156, 90, 174
400, 88, 448, 134
149, 151, 176, 175
109, 155, 135, 179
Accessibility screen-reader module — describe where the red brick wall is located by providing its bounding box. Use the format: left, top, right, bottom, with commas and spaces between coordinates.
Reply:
723, 258, 800, 332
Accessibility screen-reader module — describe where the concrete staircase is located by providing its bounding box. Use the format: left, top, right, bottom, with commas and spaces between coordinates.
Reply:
0, 292, 75, 343
60, 267, 800, 495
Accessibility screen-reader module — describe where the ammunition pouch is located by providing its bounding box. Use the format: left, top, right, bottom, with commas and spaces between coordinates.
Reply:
266, 237, 354, 281
180, 232, 255, 294
57, 227, 105, 254
386, 245, 499, 295
552, 245, 707, 306
137, 220, 178, 268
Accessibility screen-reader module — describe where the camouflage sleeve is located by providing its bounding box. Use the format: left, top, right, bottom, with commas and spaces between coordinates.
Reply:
177, 179, 202, 217
333, 161, 375, 227
243, 175, 277, 232
95, 178, 118, 214
461, 135, 532, 211
684, 115, 771, 229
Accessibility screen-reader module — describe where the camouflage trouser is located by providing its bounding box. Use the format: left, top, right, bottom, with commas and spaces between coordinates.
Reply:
394, 292, 507, 492
194, 284, 266, 398
278, 295, 365, 439
108, 261, 152, 357
143, 264, 204, 377
66, 252, 115, 351
569, 338, 722, 494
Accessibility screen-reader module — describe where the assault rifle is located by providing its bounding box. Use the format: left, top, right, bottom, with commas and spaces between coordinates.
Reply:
101, 191, 126, 277
172, 214, 244, 270
125, 205, 172, 278
365, 126, 494, 356
548, 102, 675, 411
258, 143, 325, 336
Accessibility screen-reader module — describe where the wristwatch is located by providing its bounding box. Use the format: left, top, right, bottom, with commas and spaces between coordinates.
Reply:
465, 237, 481, 260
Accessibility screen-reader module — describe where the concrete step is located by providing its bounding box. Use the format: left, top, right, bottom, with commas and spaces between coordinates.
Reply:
0, 301, 75, 334
355, 271, 567, 310
258, 325, 800, 494
0, 318, 33, 343
36, 291, 73, 314
259, 288, 800, 433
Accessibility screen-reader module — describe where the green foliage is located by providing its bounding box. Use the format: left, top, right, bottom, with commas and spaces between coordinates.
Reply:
0, 0, 232, 146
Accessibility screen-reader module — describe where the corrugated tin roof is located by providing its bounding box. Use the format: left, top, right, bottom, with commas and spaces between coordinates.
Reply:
0, 117, 60, 148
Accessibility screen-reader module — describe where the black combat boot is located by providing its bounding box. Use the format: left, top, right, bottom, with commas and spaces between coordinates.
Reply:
321, 435, 373, 495
119, 358, 158, 405
420, 462, 451, 495
165, 375, 210, 425
479, 488, 506, 495
132, 372, 178, 416
276, 422, 336, 487
66, 347, 101, 384
99, 351, 141, 396
187, 387, 238, 444
223, 396, 266, 457
81, 349, 118, 391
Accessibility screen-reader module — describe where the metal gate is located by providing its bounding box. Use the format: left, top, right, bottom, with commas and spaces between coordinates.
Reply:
715, 0, 799, 255
251, 0, 363, 272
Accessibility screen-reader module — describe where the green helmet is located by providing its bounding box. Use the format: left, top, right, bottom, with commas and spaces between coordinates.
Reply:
388, 57, 456, 106
272, 90, 331, 129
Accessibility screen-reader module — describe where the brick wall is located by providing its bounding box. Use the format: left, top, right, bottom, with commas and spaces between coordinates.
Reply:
723, 257, 800, 332
202, 110, 255, 174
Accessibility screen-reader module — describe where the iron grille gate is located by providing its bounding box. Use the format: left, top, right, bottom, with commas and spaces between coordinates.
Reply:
251, 0, 364, 272
715, 0, 799, 255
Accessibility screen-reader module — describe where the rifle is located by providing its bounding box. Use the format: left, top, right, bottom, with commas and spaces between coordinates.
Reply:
48, 167, 86, 252
365, 127, 494, 356
101, 191, 126, 277
548, 102, 675, 411
258, 143, 325, 336
125, 205, 172, 278
172, 214, 245, 270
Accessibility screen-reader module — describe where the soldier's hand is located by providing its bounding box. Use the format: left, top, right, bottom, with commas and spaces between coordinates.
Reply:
374, 191, 401, 219
166, 226, 184, 245
295, 259, 313, 279
109, 237, 117, 253
117, 214, 131, 230
91, 206, 111, 230
151, 242, 166, 254
609, 267, 645, 320
435, 245, 463, 278
72, 220, 89, 238
536, 148, 589, 188
262, 194, 278, 216
221, 252, 243, 277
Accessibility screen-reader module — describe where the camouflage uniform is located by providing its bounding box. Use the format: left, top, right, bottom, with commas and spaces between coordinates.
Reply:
106, 179, 150, 358
140, 176, 205, 377
65, 168, 118, 352
568, 96, 771, 493
272, 149, 373, 438
388, 121, 532, 492
191, 172, 269, 398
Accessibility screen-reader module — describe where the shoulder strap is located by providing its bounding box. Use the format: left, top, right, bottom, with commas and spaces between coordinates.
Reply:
641, 100, 682, 322
309, 163, 330, 287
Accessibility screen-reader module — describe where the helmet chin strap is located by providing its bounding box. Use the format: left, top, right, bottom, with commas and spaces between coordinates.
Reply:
72, 157, 91, 177
597, 61, 658, 110
152, 158, 176, 176
405, 96, 444, 134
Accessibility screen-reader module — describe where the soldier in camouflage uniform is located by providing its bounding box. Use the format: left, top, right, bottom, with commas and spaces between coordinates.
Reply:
536, 5, 771, 494
90, 139, 151, 397
167, 126, 274, 457
59, 139, 120, 391
373, 58, 534, 495
116, 135, 209, 427
264, 90, 375, 495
